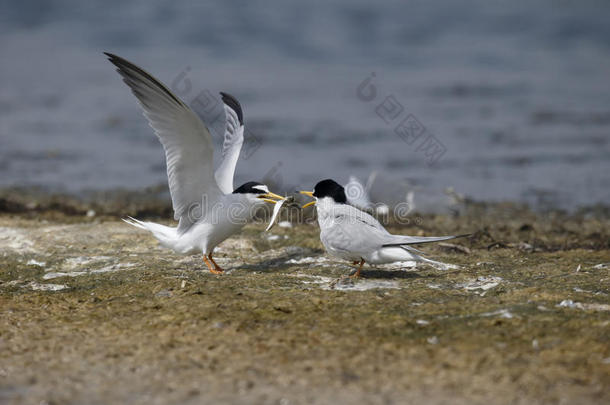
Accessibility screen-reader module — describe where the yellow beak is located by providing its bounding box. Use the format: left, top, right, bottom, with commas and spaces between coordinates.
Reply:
258, 191, 286, 204
299, 191, 316, 208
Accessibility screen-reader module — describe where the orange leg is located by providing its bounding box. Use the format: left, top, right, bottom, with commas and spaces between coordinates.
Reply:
203, 254, 223, 274
350, 259, 365, 278
208, 253, 224, 273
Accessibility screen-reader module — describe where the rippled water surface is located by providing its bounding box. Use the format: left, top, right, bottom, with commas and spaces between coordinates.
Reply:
1, 0, 609, 210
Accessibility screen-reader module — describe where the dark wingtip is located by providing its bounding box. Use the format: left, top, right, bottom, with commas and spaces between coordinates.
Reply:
103, 52, 184, 107
103, 52, 123, 66
104, 52, 130, 68
220, 92, 243, 125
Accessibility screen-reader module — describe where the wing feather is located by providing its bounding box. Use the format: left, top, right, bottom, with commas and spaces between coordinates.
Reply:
105, 53, 223, 223
214, 92, 244, 194
381, 234, 468, 246
321, 203, 468, 253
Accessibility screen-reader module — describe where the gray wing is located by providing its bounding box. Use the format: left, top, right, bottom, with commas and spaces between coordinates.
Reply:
214, 92, 244, 194
321, 215, 389, 257
320, 204, 390, 255
105, 53, 223, 226
323, 204, 466, 253
332, 203, 389, 232
381, 234, 467, 246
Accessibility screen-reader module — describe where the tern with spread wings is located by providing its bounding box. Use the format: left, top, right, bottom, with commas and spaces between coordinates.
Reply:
105, 53, 284, 274
300, 179, 468, 277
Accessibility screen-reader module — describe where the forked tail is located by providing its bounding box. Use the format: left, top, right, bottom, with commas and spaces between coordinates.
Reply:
400, 244, 460, 270
122, 216, 178, 246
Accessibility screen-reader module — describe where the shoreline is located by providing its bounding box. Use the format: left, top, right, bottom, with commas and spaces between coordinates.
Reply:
1, 186, 609, 220
1, 193, 609, 404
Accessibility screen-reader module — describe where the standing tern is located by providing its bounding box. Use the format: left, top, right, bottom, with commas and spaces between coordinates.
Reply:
300, 179, 467, 277
105, 53, 285, 274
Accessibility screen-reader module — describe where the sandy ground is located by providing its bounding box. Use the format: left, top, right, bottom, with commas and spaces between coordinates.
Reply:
0, 207, 609, 404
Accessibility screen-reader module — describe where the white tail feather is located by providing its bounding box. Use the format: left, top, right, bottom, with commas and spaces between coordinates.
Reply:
414, 254, 460, 270
122, 216, 147, 230
122, 216, 177, 245
379, 245, 459, 270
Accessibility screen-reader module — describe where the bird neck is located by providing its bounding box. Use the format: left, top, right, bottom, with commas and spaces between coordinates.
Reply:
315, 197, 341, 225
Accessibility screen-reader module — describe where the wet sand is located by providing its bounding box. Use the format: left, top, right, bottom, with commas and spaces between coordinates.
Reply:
0, 201, 609, 404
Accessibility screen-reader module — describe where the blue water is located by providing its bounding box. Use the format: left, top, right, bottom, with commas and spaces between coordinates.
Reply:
1, 0, 609, 211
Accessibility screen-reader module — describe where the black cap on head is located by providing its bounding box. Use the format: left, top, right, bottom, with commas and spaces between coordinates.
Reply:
233, 181, 267, 194
313, 179, 347, 203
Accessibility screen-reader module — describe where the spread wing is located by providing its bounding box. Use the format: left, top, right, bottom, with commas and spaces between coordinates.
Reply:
214, 92, 244, 194
105, 53, 223, 225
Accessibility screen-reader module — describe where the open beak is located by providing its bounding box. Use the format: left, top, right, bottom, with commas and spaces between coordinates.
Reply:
258, 191, 286, 204
299, 191, 316, 208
